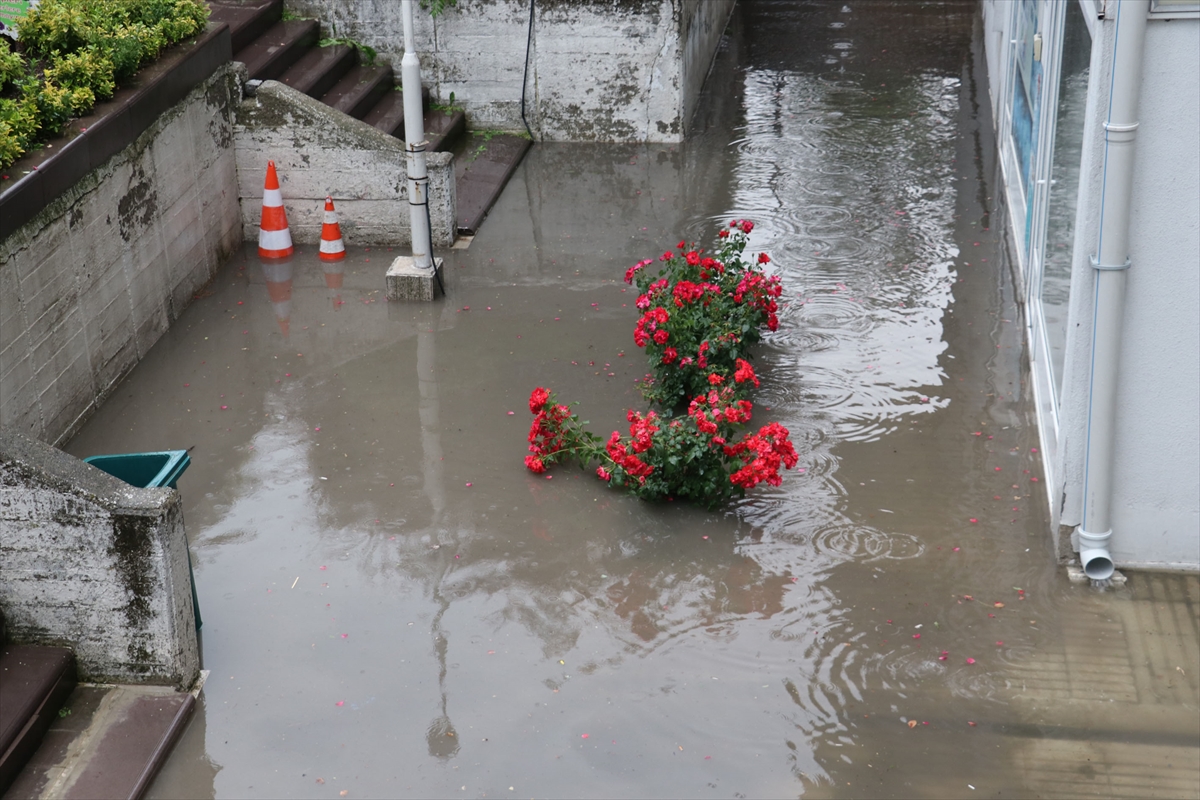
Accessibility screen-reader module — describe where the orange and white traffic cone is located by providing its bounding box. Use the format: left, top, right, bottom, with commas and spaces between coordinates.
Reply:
258, 160, 293, 259
319, 196, 346, 262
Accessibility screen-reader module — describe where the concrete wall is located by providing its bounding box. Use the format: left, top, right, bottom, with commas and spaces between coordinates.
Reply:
286, 0, 735, 142
234, 80, 456, 247
1054, 14, 1200, 570
0, 429, 199, 688
0, 64, 243, 447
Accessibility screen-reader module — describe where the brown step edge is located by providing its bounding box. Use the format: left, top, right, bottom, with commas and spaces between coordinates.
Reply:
2, 673, 208, 800
362, 89, 406, 137
320, 64, 394, 119
454, 134, 533, 235
278, 42, 357, 98
238, 19, 319, 82
0, 646, 76, 796
207, 0, 283, 55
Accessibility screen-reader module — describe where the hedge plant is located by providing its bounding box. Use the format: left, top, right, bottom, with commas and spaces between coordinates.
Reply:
0, 0, 209, 170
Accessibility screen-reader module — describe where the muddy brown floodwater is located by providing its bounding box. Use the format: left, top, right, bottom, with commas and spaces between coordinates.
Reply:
66, 1, 1198, 798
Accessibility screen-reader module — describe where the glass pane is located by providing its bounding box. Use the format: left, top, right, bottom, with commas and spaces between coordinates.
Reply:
1041, 0, 1091, 400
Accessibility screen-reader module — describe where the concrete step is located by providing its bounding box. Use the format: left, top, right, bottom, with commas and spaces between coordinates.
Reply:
237, 19, 320, 82
454, 132, 532, 235
424, 109, 468, 153
320, 64, 394, 119
207, 0, 283, 55
359, 93, 464, 152
277, 42, 357, 98
360, 88, 407, 137
3, 683, 200, 800
0, 646, 76, 795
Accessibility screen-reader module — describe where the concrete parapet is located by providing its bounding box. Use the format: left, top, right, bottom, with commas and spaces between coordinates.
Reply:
234, 81, 457, 247
0, 429, 199, 689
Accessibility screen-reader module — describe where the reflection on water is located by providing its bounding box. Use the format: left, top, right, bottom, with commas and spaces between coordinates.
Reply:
61, 2, 1199, 799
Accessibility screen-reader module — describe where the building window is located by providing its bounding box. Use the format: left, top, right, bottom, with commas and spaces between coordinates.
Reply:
1040, 0, 1092, 400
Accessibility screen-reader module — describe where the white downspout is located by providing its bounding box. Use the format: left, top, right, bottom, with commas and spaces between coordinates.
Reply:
1078, 0, 1149, 581
401, 0, 433, 270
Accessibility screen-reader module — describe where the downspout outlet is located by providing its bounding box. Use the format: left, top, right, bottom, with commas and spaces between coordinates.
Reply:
1078, 528, 1115, 580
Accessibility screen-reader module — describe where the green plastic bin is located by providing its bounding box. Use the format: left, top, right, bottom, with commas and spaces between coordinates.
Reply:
83, 450, 202, 631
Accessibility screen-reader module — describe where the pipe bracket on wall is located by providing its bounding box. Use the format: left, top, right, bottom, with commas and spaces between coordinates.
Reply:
1090, 255, 1132, 271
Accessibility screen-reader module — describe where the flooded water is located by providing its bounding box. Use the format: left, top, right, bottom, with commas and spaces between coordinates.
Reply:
66, 2, 1198, 798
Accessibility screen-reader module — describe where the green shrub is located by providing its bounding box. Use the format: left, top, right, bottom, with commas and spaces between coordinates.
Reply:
44, 47, 116, 101
0, 97, 41, 165
0, 0, 210, 169
0, 46, 24, 88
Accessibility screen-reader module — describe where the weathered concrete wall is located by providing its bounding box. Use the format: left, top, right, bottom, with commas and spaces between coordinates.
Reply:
285, 0, 735, 142
235, 80, 456, 247
679, 0, 736, 134
0, 429, 199, 688
0, 64, 243, 447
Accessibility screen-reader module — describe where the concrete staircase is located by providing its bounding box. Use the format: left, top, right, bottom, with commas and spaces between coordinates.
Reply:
0, 611, 199, 800
209, 0, 531, 236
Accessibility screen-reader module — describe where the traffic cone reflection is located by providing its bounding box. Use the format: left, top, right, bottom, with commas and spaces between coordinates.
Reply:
261, 257, 293, 338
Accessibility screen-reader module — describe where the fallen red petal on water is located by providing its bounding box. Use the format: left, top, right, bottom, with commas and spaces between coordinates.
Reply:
912, 633, 921, 639
220, 405, 228, 410
966, 657, 976, 664
994, 602, 1005, 608
996, 641, 1004, 646
581, 734, 589, 739
886, 620, 893, 624
994, 467, 1002, 471
988, 613, 996, 618
341, 633, 348, 639
969, 518, 978, 523
907, 720, 918, 728
336, 701, 344, 707
507, 411, 515, 415
953, 547, 961, 551
938, 655, 948, 661
968, 721, 977, 727
314, 427, 320, 431
964, 595, 974, 601
465, 482, 472, 487
972, 432, 982, 436
320, 566, 328, 570
705, 755, 712, 760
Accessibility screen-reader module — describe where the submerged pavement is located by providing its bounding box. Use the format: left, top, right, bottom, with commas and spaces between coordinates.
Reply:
66, 1, 1197, 798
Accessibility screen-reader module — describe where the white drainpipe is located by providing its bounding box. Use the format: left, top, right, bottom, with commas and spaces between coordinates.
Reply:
1078, 0, 1149, 581
401, 0, 433, 270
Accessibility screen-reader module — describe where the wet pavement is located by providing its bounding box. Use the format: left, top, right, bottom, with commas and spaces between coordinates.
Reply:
65, 1, 1198, 798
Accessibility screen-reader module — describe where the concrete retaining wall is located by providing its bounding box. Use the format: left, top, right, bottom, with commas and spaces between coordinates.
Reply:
0, 429, 199, 688
0, 64, 243, 447
286, 0, 735, 142
234, 81, 457, 247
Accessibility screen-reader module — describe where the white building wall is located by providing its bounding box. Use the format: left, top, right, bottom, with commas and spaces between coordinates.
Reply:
1057, 15, 1200, 570
984, 0, 1199, 571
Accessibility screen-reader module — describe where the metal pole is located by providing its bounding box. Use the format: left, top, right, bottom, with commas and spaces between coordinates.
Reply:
401, 0, 432, 269
1078, 0, 1149, 580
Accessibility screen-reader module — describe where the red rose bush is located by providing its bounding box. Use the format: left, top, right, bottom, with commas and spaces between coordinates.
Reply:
523, 221, 798, 509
